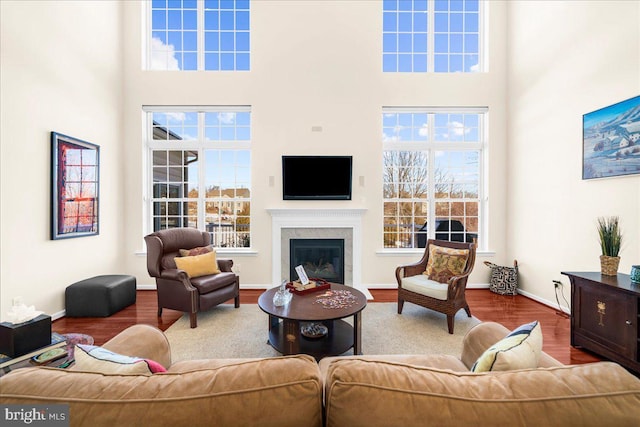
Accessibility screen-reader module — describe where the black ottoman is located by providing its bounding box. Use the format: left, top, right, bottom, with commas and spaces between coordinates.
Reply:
65, 275, 136, 317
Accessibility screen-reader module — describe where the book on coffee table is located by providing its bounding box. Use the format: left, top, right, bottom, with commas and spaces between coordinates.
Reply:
0, 332, 67, 370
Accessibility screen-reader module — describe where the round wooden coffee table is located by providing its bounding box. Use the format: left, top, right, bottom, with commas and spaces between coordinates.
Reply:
258, 283, 367, 360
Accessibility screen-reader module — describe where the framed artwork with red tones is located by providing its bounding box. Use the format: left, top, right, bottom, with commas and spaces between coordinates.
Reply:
51, 132, 99, 240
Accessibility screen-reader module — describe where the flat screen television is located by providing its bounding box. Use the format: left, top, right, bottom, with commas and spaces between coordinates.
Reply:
282, 156, 352, 200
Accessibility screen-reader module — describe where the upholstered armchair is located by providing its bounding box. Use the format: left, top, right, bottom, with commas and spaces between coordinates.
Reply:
145, 228, 240, 328
396, 239, 476, 334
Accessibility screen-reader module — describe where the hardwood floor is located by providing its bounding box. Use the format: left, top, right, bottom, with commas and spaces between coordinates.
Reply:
52, 288, 601, 365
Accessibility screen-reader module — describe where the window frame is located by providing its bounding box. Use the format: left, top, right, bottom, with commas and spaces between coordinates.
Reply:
143, 106, 252, 250
145, 0, 251, 71
382, 107, 488, 252
382, 0, 485, 73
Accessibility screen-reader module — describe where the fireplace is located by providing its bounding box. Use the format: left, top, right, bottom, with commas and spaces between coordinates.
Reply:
267, 208, 366, 287
290, 239, 345, 284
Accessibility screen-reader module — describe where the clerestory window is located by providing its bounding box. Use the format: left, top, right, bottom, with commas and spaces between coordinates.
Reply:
147, 0, 250, 71
383, 0, 483, 72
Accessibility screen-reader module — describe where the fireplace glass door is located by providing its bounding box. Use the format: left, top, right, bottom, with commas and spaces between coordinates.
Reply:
290, 239, 344, 284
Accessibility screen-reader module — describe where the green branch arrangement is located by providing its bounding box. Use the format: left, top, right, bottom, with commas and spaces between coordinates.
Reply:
597, 216, 622, 257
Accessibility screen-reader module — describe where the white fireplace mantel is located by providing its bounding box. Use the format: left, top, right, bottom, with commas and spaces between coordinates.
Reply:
267, 208, 367, 287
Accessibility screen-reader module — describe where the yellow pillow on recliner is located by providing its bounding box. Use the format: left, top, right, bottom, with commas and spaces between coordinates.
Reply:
174, 250, 221, 278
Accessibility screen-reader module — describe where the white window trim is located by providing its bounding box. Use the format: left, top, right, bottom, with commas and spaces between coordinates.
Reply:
382, 106, 489, 252
141, 106, 252, 251
143, 1, 250, 71
383, 0, 487, 73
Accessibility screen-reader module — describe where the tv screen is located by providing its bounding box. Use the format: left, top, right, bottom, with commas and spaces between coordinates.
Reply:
282, 156, 352, 200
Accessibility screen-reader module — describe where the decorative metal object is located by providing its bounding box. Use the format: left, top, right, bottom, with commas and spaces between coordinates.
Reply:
597, 300, 606, 326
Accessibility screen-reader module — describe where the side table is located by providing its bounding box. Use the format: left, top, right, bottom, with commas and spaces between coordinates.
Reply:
0, 332, 93, 376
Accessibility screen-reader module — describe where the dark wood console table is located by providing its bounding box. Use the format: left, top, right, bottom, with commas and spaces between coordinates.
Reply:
562, 271, 639, 373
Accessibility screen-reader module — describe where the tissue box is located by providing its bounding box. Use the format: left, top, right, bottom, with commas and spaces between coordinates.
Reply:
0, 314, 52, 357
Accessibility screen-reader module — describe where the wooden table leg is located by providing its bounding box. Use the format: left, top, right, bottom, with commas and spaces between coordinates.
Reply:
282, 319, 300, 355
353, 311, 362, 355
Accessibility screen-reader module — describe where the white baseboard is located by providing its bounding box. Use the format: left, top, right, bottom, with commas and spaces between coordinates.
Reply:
516, 288, 570, 315
51, 310, 65, 321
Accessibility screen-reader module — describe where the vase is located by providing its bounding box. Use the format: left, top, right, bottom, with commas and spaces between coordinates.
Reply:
600, 255, 620, 276
630, 265, 640, 283
272, 280, 292, 307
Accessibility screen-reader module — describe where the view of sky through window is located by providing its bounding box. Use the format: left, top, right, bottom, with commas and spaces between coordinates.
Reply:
383, 0, 481, 72
147, 108, 251, 247
149, 0, 250, 71
382, 108, 485, 248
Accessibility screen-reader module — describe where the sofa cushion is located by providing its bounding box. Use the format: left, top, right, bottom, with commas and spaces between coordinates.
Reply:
174, 251, 221, 278
401, 274, 448, 300
324, 360, 640, 427
0, 355, 323, 427
74, 344, 166, 375
190, 271, 237, 294
427, 250, 468, 283
319, 355, 468, 386
471, 320, 542, 372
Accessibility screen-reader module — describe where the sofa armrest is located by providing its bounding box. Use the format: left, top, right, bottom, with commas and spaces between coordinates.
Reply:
460, 321, 510, 369
102, 324, 172, 369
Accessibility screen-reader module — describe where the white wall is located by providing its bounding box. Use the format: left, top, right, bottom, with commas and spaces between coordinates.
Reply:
3, 1, 637, 321
0, 1, 124, 320
122, 0, 509, 289
506, 0, 640, 309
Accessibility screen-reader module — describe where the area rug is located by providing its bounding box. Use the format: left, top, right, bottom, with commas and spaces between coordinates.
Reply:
165, 303, 480, 362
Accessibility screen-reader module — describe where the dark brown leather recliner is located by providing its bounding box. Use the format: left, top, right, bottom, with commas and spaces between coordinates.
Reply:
144, 228, 240, 328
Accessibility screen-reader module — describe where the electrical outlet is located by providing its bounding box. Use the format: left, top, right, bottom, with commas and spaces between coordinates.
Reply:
234, 263, 241, 273
553, 280, 562, 288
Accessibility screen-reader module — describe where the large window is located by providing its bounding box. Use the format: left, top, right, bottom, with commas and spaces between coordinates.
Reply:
145, 107, 251, 248
383, 108, 486, 249
382, 0, 483, 72
148, 0, 250, 71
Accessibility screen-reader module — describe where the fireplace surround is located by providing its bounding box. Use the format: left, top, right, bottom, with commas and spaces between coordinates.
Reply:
267, 209, 366, 287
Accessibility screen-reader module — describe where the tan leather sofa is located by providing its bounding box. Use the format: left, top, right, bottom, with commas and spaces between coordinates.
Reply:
0, 325, 323, 427
320, 322, 640, 427
2, 322, 639, 427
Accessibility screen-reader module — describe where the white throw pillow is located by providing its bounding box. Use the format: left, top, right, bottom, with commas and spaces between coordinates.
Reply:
471, 320, 542, 372
74, 344, 166, 375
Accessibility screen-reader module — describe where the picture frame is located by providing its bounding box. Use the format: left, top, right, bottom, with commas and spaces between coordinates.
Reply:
295, 265, 310, 285
51, 132, 99, 240
583, 95, 640, 179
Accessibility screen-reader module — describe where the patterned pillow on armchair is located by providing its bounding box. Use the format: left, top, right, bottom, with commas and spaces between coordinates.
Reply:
426, 250, 468, 283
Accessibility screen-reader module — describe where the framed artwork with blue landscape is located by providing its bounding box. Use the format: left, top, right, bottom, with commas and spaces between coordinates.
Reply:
583, 95, 640, 179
